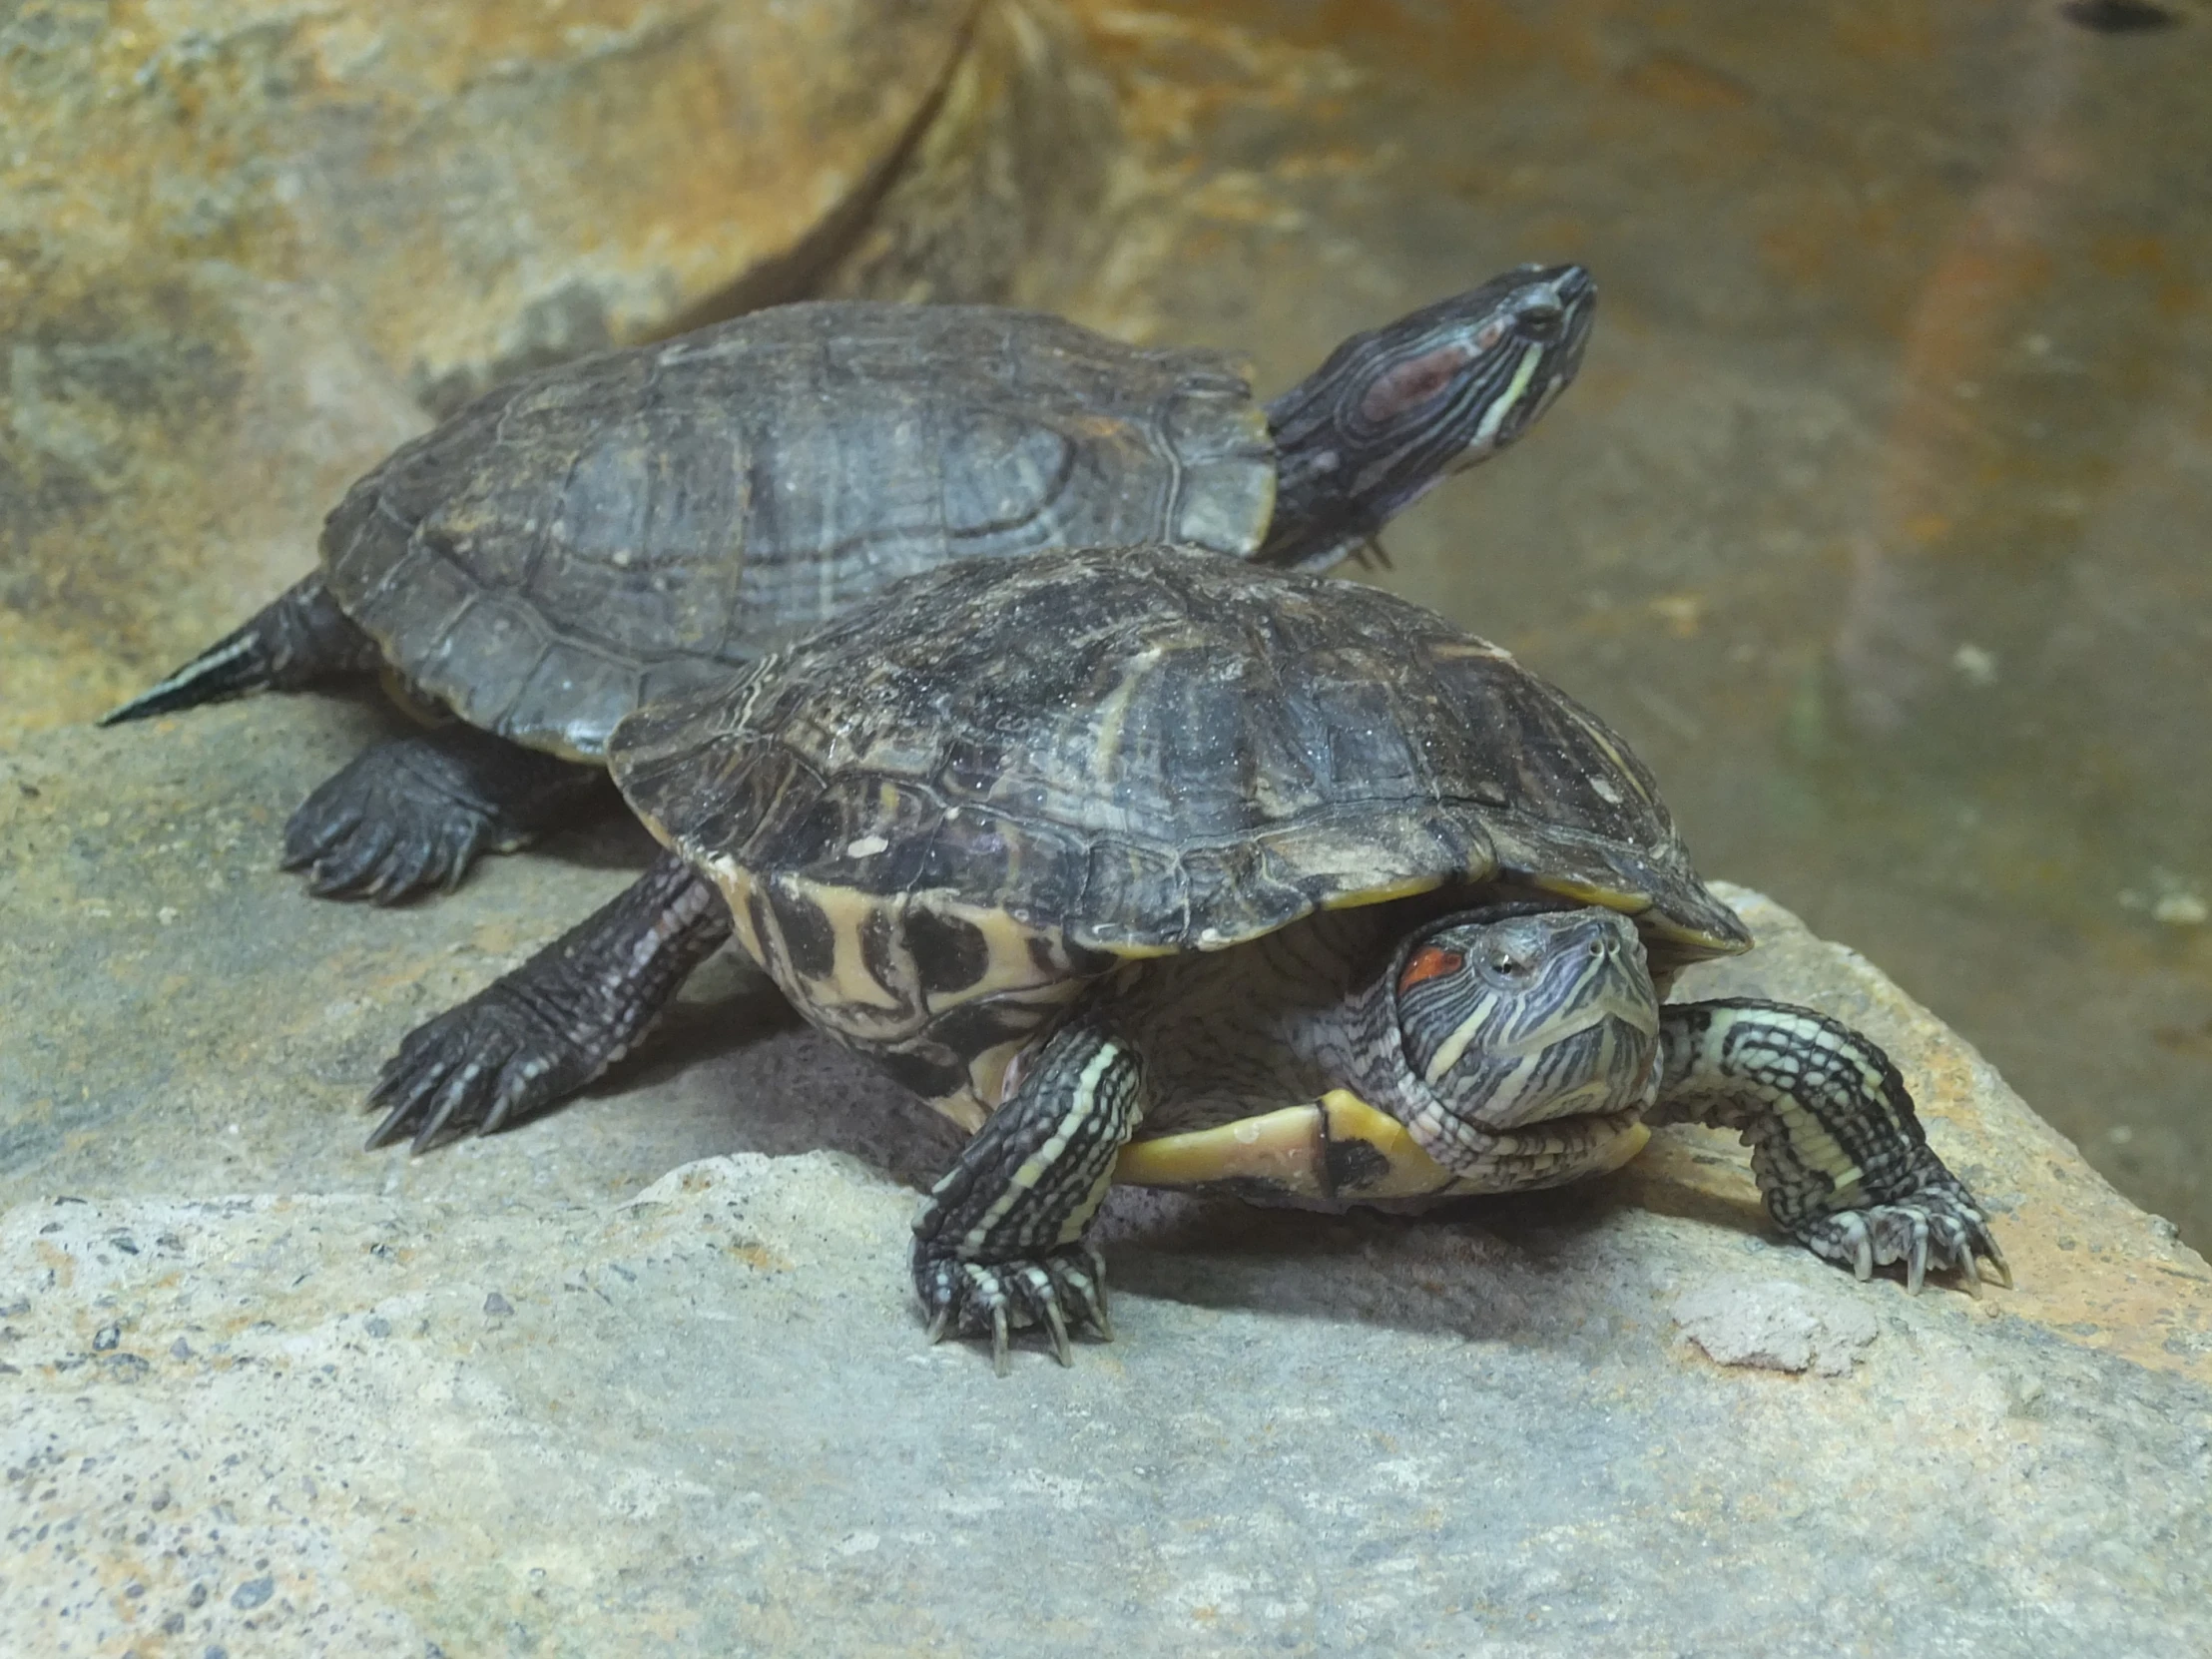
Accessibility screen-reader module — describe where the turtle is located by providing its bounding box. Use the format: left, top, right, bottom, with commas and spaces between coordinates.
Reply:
98, 266, 1595, 905
367, 543, 2006, 1371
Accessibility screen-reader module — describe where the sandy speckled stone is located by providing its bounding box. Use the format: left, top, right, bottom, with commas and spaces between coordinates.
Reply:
1, 704, 2208, 1653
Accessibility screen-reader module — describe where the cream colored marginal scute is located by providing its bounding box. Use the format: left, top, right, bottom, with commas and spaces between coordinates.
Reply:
1315, 872, 1450, 913
923, 893, 1080, 1007
1529, 872, 1651, 914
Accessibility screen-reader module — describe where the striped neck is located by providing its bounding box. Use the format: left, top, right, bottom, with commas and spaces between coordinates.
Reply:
1256, 264, 1595, 572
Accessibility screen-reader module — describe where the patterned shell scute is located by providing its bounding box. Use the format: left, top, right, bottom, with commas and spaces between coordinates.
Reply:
318, 303, 1274, 760
610, 544, 1749, 962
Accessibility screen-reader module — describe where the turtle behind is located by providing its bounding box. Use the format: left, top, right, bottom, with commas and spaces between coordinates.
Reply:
102, 271, 1594, 904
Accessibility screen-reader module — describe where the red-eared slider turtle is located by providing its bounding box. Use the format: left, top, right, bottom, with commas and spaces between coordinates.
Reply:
99, 269, 1594, 903
371, 544, 2005, 1371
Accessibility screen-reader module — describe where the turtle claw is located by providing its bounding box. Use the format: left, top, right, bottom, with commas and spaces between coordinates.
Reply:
401, 1067, 476, 1155
1956, 1251, 1984, 1299
910, 1242, 1110, 1375
366, 983, 603, 1151
285, 763, 495, 905
1039, 1290, 1074, 1368
1797, 1179, 2007, 1299
1985, 1242, 2013, 1292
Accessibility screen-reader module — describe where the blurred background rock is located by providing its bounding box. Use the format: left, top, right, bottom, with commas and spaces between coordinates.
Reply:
0, 0, 1118, 742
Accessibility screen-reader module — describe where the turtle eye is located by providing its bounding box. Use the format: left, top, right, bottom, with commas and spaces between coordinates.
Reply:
1517, 301, 1564, 341
1487, 950, 1528, 977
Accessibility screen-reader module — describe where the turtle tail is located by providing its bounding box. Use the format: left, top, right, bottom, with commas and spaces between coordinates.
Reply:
99, 575, 384, 727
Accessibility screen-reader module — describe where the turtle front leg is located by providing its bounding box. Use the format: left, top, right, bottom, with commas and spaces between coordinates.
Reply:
910, 1014, 1144, 1376
367, 849, 731, 1151
1649, 998, 2008, 1295
283, 725, 609, 902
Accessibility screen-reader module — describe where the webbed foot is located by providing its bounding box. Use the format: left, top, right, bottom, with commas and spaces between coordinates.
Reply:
362, 851, 731, 1151
368, 982, 607, 1151
912, 1241, 1112, 1377
282, 729, 603, 903
1796, 1177, 2010, 1297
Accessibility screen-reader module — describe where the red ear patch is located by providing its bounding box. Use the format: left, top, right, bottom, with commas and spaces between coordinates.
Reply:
1359, 343, 1475, 423
1398, 946, 1464, 992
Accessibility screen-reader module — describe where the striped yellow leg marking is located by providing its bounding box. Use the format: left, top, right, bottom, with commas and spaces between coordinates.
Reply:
961, 1041, 1125, 1258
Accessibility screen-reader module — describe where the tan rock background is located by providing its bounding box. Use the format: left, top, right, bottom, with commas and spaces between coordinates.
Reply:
0, 0, 1118, 743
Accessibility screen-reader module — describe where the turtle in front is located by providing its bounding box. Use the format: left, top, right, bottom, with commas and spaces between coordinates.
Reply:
99, 267, 1593, 904
372, 545, 2005, 1371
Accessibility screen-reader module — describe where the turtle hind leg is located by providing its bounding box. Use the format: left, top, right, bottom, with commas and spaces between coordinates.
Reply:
282, 724, 609, 903
1649, 998, 2009, 1295
99, 575, 383, 726
367, 848, 731, 1151
910, 1013, 1142, 1375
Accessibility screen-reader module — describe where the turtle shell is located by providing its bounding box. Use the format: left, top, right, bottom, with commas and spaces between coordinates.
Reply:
609, 543, 1751, 1125
318, 302, 1274, 761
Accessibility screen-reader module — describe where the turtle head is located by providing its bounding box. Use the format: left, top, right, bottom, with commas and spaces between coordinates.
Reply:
1257, 264, 1595, 571
1382, 903, 1659, 1172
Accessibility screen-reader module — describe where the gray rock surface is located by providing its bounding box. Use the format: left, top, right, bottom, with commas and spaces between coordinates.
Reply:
4, 701, 2211, 1655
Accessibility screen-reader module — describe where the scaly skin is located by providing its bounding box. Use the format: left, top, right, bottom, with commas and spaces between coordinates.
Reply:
281, 726, 607, 904
367, 850, 731, 1149
1648, 998, 2009, 1294
910, 1013, 1138, 1375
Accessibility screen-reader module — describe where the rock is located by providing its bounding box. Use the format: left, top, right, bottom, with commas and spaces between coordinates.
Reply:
838, 0, 1122, 308
4, 0, 983, 402
3, 702, 2209, 1653
696, 0, 1123, 321
1672, 1275, 1880, 1377
0, 699, 968, 1212
0, 0, 1119, 741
